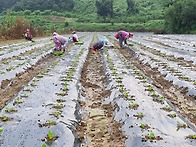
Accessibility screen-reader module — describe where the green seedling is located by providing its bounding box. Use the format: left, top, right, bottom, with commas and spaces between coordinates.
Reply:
158, 96, 164, 102
177, 121, 186, 131
194, 81, 196, 85
168, 113, 176, 118
24, 88, 33, 92
47, 120, 57, 125
129, 102, 139, 110
31, 81, 37, 87
0, 70, 5, 74
6, 65, 14, 71
21, 93, 28, 98
0, 128, 3, 133
186, 134, 196, 140
161, 105, 172, 112
48, 130, 56, 140
13, 97, 22, 105
124, 91, 129, 97
56, 92, 67, 96
134, 112, 144, 119
151, 91, 157, 96
140, 123, 150, 129
5, 107, 16, 113
42, 144, 47, 147
119, 87, 124, 92
148, 86, 153, 91
37, 73, 43, 78
50, 110, 62, 118
146, 132, 155, 139
2, 114, 7, 121
53, 103, 64, 109
56, 99, 66, 103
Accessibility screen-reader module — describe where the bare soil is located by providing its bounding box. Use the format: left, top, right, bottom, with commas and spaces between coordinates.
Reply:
77, 47, 126, 146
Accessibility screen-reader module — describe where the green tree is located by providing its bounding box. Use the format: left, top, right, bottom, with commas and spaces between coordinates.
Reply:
164, 0, 196, 33
95, 0, 114, 21
126, 0, 138, 14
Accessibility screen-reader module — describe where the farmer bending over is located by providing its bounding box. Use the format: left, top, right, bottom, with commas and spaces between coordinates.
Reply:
91, 40, 105, 51
53, 32, 68, 52
72, 31, 79, 42
116, 30, 133, 47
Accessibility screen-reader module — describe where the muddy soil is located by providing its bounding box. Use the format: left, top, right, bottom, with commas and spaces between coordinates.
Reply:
77, 45, 126, 146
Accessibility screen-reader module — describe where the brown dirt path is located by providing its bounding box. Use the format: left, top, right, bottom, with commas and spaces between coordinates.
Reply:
77, 46, 126, 146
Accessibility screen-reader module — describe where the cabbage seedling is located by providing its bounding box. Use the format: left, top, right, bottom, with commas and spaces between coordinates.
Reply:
1, 114, 7, 121
186, 134, 196, 140
168, 113, 176, 118
48, 130, 56, 140
0, 128, 3, 133
177, 121, 186, 131
140, 123, 150, 129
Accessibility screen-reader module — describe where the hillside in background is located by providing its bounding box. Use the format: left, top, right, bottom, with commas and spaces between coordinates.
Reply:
0, 0, 196, 39
0, 0, 164, 22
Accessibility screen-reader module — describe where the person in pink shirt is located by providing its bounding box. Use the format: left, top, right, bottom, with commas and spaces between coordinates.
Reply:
53, 32, 68, 52
117, 30, 133, 47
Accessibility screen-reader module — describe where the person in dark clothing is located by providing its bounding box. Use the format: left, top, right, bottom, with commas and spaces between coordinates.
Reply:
91, 40, 104, 50
25, 29, 33, 41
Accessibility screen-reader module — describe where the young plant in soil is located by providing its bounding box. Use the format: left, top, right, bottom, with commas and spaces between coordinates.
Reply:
0, 70, 5, 74
177, 121, 186, 131
145, 85, 153, 91
5, 107, 18, 113
21, 93, 28, 98
151, 91, 158, 97
194, 81, 196, 85
167, 113, 176, 118
53, 103, 64, 109
0, 114, 12, 122
37, 73, 44, 78
56, 98, 66, 103
6, 65, 14, 71
62, 82, 69, 91
186, 134, 196, 140
161, 105, 172, 112
23, 88, 33, 92
49, 110, 63, 118
42, 130, 58, 144
119, 86, 124, 92
31, 81, 37, 87
134, 112, 144, 119
142, 132, 163, 142
13, 97, 23, 105
153, 96, 164, 104
140, 123, 150, 130
0, 128, 3, 133
55, 92, 67, 96
129, 102, 139, 110
39, 120, 57, 127
123, 91, 129, 97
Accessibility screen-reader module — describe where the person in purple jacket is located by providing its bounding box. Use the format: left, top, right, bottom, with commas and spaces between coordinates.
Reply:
53, 32, 68, 52
117, 30, 133, 47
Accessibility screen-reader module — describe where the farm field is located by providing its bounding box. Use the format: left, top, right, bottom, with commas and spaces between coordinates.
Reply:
0, 32, 196, 147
